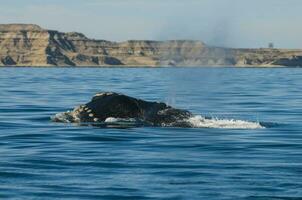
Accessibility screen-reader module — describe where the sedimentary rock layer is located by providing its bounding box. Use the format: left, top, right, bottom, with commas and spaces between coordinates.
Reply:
0, 24, 302, 67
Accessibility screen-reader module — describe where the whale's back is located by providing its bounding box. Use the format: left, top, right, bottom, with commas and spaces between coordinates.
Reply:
87, 93, 143, 121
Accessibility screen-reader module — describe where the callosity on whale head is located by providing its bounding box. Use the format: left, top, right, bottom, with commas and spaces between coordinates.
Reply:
52, 92, 193, 127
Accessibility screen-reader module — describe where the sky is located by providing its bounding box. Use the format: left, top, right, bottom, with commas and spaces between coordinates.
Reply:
0, 0, 301, 48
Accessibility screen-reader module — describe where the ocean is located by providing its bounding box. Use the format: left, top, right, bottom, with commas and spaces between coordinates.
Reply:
0, 67, 301, 199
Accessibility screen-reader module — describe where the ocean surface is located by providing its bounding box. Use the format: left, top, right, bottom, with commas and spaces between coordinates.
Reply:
0, 67, 301, 200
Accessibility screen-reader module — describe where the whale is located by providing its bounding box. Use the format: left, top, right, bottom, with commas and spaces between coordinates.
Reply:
52, 92, 193, 127
52, 92, 264, 129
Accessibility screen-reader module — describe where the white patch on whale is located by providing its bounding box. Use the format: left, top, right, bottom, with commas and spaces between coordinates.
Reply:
105, 117, 136, 123
94, 92, 116, 97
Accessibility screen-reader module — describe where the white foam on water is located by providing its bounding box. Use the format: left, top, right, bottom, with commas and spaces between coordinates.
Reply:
51, 112, 71, 123
186, 115, 264, 129
51, 110, 80, 123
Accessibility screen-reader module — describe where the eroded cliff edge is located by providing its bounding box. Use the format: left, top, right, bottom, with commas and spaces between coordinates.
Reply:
0, 24, 302, 67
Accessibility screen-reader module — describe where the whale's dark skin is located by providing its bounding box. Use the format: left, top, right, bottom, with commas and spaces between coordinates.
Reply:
54, 92, 193, 127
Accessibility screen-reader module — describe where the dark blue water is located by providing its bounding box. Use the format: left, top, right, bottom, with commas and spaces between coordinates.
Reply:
0, 67, 301, 200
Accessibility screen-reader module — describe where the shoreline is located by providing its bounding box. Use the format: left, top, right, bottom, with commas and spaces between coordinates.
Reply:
1, 24, 302, 68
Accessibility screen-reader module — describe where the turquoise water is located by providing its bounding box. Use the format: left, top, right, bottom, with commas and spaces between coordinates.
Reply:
0, 67, 301, 199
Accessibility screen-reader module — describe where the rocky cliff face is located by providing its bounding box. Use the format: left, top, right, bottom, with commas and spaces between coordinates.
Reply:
0, 24, 302, 67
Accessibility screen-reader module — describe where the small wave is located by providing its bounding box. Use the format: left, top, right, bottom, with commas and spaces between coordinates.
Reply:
185, 115, 264, 129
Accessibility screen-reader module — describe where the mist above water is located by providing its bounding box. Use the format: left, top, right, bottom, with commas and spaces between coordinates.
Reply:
154, 0, 302, 49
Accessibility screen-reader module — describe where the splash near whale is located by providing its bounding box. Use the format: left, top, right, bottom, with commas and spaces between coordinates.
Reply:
52, 92, 264, 129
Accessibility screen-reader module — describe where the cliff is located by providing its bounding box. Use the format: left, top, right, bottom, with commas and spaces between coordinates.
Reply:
0, 24, 302, 67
